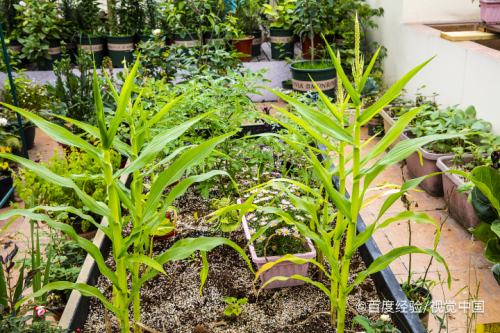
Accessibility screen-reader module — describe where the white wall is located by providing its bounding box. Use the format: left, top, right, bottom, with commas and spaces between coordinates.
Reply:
365, 0, 500, 134
402, 0, 480, 23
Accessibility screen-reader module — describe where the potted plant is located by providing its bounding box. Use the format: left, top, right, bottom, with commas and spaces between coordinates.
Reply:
237, 183, 317, 289
292, 0, 333, 60
263, 0, 295, 60
76, 0, 105, 67
59, 0, 78, 63
1, 0, 23, 56
465, 165, 500, 288
289, 56, 336, 98
477, 0, 500, 24
106, 0, 142, 67
166, 0, 201, 56
231, 0, 263, 57
398, 105, 490, 197
436, 134, 500, 229
14, 0, 68, 70
151, 209, 178, 241
225, 16, 254, 62
282, 79, 293, 90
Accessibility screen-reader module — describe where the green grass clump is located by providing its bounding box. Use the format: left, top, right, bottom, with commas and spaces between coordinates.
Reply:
292, 60, 334, 70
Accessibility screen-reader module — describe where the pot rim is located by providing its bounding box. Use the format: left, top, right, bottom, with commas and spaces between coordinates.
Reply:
237, 199, 317, 263
400, 129, 454, 160
290, 59, 335, 72
230, 35, 255, 42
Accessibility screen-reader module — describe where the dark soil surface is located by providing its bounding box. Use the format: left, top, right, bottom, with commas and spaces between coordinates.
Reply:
84, 202, 387, 333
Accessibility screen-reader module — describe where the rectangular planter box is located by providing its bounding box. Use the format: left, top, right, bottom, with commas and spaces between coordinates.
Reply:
436, 155, 482, 229
399, 129, 453, 197
62, 149, 426, 333
238, 199, 316, 289
380, 109, 402, 149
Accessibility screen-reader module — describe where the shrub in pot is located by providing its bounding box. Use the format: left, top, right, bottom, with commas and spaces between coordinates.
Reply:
14, 0, 69, 70
292, 0, 335, 60
106, 0, 143, 67
263, 0, 296, 60
76, 0, 105, 67
225, 16, 254, 62
231, 0, 263, 56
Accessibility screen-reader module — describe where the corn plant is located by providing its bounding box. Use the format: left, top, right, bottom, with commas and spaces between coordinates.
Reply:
0, 57, 253, 332
209, 17, 472, 332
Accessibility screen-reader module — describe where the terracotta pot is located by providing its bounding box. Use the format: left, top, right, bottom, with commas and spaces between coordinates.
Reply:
399, 129, 453, 197
230, 35, 255, 62
238, 199, 316, 289
436, 155, 482, 229
301, 34, 325, 60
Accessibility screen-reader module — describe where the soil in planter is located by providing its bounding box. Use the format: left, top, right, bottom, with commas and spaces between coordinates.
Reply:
84, 195, 389, 333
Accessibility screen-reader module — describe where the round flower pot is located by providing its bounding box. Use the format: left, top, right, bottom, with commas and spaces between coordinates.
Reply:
282, 80, 293, 90
9, 38, 22, 53
437, 155, 483, 229
230, 35, 255, 62
399, 129, 453, 197
172, 32, 199, 56
153, 229, 177, 241
301, 33, 325, 60
269, 28, 294, 60
64, 39, 77, 63
0, 171, 13, 208
37, 39, 62, 71
7, 121, 36, 150
290, 60, 336, 98
61, 219, 98, 241
480, 0, 500, 24
367, 117, 384, 137
106, 35, 134, 68
78, 35, 104, 67
249, 30, 262, 56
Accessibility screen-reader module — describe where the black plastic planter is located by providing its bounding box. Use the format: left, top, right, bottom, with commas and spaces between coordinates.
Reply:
269, 28, 294, 60
249, 30, 262, 56
282, 80, 293, 90
173, 32, 199, 56
37, 39, 62, 70
64, 39, 77, 64
290, 60, 336, 98
78, 35, 104, 68
107, 35, 134, 68
6, 121, 36, 150
317, 144, 426, 333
